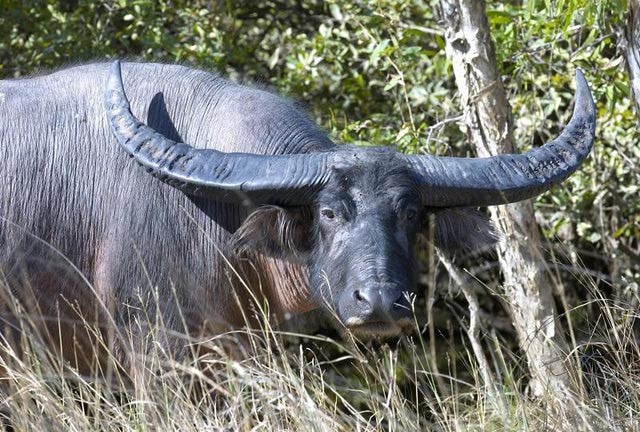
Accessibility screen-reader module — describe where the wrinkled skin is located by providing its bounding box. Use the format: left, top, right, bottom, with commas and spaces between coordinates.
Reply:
309, 156, 420, 335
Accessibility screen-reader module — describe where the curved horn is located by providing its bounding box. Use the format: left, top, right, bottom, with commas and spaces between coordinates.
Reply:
404, 70, 595, 207
104, 61, 330, 205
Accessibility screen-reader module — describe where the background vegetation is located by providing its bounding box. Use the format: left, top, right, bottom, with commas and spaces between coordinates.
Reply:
0, 0, 639, 430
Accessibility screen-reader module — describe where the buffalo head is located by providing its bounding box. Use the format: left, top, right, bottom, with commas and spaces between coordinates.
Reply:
104, 61, 595, 337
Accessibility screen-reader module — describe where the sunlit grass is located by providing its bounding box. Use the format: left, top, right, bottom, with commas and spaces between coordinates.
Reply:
0, 261, 637, 432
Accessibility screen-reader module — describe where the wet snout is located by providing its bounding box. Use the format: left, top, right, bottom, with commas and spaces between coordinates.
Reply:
336, 213, 417, 336
352, 286, 406, 322
342, 284, 413, 336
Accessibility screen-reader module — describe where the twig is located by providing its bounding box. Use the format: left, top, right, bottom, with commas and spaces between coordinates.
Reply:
436, 250, 498, 401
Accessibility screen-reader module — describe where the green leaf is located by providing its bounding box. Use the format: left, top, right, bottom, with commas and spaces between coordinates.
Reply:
384, 75, 401, 91
486, 10, 514, 25
369, 39, 389, 66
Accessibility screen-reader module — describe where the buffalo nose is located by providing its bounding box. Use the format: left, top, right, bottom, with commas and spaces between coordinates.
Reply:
354, 287, 404, 320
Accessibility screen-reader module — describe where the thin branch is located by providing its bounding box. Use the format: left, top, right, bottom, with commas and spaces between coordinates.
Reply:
436, 251, 498, 401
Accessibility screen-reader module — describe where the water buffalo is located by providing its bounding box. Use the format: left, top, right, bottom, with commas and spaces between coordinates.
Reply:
0, 61, 594, 369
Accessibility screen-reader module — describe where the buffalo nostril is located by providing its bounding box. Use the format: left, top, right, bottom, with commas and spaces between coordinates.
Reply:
349, 287, 411, 322
353, 289, 375, 313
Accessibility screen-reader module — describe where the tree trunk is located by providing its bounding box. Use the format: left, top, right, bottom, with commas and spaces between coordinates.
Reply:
626, 0, 640, 115
437, 0, 579, 409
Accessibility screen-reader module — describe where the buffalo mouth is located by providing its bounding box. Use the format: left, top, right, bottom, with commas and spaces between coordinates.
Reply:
344, 318, 414, 338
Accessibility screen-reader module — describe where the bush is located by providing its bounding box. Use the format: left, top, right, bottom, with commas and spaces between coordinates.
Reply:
1, 0, 639, 429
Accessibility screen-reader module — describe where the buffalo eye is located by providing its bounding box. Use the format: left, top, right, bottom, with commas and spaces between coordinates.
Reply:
321, 208, 336, 220
400, 205, 418, 222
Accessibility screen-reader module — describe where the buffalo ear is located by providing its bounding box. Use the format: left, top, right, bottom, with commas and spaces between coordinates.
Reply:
231, 205, 311, 259
422, 208, 498, 256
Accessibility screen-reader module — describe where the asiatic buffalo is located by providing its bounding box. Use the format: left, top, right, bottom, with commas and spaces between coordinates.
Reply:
0, 61, 594, 369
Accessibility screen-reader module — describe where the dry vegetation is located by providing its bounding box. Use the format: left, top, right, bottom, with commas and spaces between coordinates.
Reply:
1, 0, 639, 430
0, 241, 638, 431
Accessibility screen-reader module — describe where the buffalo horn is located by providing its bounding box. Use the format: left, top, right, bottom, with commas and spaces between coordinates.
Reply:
403, 70, 595, 207
104, 61, 330, 206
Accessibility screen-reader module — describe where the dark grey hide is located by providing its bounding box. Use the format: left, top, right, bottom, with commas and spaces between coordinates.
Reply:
0, 61, 595, 367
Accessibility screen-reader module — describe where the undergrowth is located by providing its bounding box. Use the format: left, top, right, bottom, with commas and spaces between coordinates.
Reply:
0, 260, 637, 432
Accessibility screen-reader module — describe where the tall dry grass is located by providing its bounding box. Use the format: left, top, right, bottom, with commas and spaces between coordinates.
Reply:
0, 255, 637, 432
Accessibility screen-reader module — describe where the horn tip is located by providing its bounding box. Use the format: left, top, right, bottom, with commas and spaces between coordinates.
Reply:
106, 60, 124, 92
574, 68, 596, 117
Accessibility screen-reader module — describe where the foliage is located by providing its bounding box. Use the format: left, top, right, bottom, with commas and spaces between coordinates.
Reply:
1, 0, 639, 428
1, 0, 636, 266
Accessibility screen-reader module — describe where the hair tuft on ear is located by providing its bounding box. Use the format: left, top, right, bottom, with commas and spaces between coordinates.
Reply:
423, 208, 498, 257
231, 205, 311, 258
